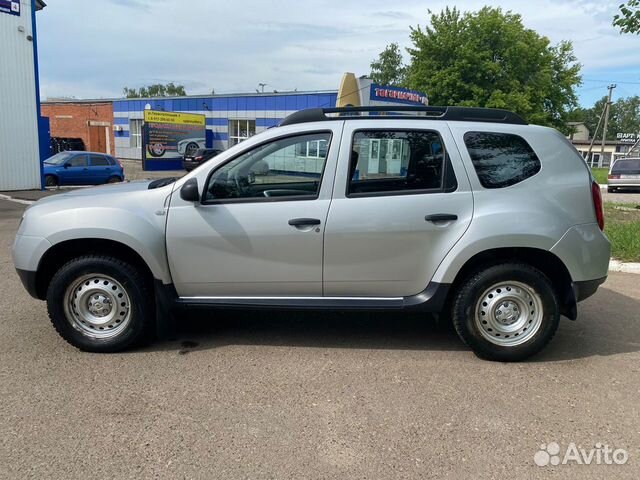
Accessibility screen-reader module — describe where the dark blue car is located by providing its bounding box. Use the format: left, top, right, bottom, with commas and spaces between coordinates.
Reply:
43, 151, 125, 187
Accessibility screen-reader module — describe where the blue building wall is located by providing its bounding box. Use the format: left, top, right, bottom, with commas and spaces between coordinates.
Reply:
113, 91, 338, 160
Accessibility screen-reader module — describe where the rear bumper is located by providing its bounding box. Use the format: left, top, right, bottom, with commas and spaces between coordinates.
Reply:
182, 160, 200, 171
573, 276, 607, 302
16, 268, 39, 299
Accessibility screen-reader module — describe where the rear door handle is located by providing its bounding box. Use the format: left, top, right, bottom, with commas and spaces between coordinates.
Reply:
425, 214, 458, 222
288, 218, 321, 226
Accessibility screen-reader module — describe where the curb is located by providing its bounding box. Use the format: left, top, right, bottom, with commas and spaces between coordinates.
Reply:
609, 260, 640, 275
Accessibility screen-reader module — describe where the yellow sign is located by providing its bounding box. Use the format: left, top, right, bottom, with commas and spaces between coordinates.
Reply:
143, 110, 205, 126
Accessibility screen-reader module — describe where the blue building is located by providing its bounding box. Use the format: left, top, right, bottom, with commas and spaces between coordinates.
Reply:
113, 90, 338, 161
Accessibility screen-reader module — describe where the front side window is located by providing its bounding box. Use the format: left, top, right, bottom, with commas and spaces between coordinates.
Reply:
68, 155, 88, 167
348, 130, 450, 196
464, 132, 541, 188
229, 119, 256, 147
204, 132, 331, 202
130, 119, 143, 148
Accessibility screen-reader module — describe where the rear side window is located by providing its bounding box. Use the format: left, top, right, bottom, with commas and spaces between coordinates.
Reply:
91, 155, 110, 166
612, 159, 640, 173
464, 132, 541, 188
348, 130, 457, 196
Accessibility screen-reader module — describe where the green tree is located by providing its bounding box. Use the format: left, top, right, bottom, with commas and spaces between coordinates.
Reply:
614, 0, 640, 34
122, 82, 187, 98
405, 7, 582, 128
370, 43, 407, 86
569, 96, 640, 140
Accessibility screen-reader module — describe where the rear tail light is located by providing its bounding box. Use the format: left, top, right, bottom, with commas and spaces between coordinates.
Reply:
195, 156, 203, 161
116, 158, 123, 168
608, 174, 620, 179
591, 180, 604, 230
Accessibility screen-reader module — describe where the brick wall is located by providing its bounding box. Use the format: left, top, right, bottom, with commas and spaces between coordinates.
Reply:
41, 102, 115, 154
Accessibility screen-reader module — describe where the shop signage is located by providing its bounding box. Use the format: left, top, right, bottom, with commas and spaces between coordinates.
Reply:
616, 132, 640, 143
370, 84, 428, 106
142, 110, 206, 171
0, 0, 20, 16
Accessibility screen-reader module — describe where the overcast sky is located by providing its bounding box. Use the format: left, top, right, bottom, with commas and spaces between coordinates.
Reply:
37, 0, 640, 107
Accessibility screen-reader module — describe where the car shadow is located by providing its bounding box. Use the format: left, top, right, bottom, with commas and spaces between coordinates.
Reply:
147, 309, 466, 354
140, 286, 640, 362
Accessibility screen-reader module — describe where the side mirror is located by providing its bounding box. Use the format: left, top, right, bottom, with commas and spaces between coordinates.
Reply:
180, 178, 200, 202
63, 162, 70, 169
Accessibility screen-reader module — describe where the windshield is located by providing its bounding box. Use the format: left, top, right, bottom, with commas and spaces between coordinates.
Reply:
45, 152, 74, 165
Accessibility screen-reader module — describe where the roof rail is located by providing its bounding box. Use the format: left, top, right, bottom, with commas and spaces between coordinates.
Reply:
279, 106, 527, 126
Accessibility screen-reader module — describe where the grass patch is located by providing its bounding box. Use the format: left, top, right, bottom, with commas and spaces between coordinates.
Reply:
604, 202, 640, 262
592, 167, 608, 185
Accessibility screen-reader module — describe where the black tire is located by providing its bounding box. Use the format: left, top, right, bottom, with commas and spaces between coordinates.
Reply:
45, 175, 58, 187
107, 176, 122, 184
185, 142, 199, 157
451, 263, 560, 362
46, 255, 153, 352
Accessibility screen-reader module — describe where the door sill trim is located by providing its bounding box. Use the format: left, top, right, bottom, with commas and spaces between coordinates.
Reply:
174, 282, 451, 312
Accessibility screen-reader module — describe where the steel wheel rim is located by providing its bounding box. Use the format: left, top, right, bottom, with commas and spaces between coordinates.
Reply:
474, 280, 543, 347
63, 274, 132, 339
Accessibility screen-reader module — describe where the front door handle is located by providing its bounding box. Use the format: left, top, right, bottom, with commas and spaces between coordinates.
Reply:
425, 214, 458, 223
288, 218, 321, 226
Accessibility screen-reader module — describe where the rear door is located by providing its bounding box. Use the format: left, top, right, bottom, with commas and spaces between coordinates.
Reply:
323, 120, 473, 297
89, 154, 114, 183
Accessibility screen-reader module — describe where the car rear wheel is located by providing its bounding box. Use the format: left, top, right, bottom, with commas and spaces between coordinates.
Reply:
45, 175, 58, 187
107, 176, 122, 183
46, 255, 153, 352
451, 263, 560, 362
185, 142, 199, 157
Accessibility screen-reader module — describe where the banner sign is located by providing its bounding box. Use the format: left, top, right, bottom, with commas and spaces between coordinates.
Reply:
616, 132, 639, 143
370, 84, 428, 106
142, 110, 206, 171
0, 0, 20, 16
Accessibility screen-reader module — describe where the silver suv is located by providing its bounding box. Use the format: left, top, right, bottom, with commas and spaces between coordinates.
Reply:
12, 106, 611, 361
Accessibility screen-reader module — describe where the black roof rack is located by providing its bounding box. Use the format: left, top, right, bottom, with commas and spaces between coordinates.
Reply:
279, 106, 527, 126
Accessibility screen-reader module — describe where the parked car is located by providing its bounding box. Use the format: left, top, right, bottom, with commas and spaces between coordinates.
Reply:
177, 137, 206, 157
607, 157, 640, 192
13, 106, 610, 361
43, 151, 124, 187
182, 148, 222, 171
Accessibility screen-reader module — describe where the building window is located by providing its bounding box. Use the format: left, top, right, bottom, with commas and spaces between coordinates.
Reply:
229, 119, 256, 147
295, 139, 328, 158
130, 119, 143, 148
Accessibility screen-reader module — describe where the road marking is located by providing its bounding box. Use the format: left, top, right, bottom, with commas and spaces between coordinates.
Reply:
0, 194, 35, 205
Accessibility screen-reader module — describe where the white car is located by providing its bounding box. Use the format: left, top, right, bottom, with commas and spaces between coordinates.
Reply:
177, 138, 206, 157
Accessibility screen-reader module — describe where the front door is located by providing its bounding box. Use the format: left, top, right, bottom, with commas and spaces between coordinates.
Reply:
166, 128, 342, 297
63, 153, 90, 184
323, 121, 474, 297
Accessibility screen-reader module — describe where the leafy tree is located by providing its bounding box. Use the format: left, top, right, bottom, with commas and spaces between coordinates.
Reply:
370, 43, 407, 86
614, 0, 640, 34
405, 7, 582, 128
122, 82, 187, 98
569, 96, 640, 140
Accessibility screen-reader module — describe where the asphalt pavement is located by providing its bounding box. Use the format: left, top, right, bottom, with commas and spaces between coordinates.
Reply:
1, 198, 639, 479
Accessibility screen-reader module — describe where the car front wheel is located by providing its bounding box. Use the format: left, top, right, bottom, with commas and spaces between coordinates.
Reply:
46, 255, 153, 352
452, 263, 560, 362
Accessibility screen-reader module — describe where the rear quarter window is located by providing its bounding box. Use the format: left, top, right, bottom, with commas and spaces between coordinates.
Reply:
464, 132, 541, 188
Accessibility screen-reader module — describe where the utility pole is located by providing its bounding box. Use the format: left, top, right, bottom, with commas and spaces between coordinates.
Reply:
599, 84, 616, 167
